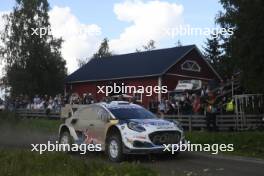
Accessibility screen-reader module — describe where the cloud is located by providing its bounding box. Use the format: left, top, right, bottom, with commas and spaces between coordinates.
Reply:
110, 0, 184, 53
49, 6, 102, 73
0, 7, 102, 74
0, 11, 9, 31
0, 1, 185, 74
0, 11, 10, 77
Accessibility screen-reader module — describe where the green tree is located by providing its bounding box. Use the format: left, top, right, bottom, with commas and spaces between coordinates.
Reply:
176, 40, 182, 47
93, 38, 112, 58
77, 57, 89, 68
0, 0, 66, 97
217, 0, 264, 92
142, 40, 156, 51
136, 39, 156, 52
203, 33, 224, 75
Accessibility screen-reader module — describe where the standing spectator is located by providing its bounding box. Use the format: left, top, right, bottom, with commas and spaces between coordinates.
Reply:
148, 98, 158, 113
64, 93, 70, 104
192, 94, 201, 114
86, 93, 94, 104
45, 96, 53, 117
166, 99, 175, 115
182, 92, 192, 115
218, 96, 227, 114
158, 98, 166, 118
47, 96, 54, 109
33, 95, 40, 109
205, 92, 217, 131
54, 94, 62, 112
226, 97, 235, 114
201, 85, 207, 97
70, 93, 79, 104
43, 95, 49, 109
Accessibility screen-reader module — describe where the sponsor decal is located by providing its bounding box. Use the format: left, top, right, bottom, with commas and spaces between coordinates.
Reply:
83, 129, 99, 144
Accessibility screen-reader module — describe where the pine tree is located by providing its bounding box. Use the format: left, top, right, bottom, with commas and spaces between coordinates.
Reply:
203, 33, 222, 74
142, 40, 156, 51
93, 38, 112, 59
136, 40, 156, 52
217, 0, 264, 92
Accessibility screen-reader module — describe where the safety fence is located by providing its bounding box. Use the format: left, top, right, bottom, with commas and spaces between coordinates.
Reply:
165, 114, 264, 131
15, 109, 60, 119
15, 109, 264, 131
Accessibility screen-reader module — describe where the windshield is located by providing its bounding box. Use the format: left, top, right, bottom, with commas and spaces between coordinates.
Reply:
109, 107, 157, 120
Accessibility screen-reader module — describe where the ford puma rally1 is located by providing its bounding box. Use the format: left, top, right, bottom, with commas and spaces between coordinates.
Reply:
59, 101, 185, 162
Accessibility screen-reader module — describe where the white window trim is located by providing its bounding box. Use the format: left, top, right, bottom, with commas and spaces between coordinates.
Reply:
181, 60, 201, 72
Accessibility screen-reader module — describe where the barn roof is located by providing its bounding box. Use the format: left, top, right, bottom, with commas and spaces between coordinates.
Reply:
65, 45, 197, 83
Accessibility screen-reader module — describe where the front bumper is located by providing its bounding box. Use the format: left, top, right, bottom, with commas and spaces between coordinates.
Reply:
119, 123, 185, 154
123, 146, 165, 154
123, 139, 187, 154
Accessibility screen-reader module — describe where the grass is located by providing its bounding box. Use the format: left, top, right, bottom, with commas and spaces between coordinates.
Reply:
0, 111, 157, 176
0, 150, 157, 176
186, 131, 264, 159
0, 111, 61, 133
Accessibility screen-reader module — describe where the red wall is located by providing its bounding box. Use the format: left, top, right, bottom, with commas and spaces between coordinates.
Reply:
66, 48, 220, 107
66, 77, 158, 107
162, 48, 220, 93
166, 49, 220, 81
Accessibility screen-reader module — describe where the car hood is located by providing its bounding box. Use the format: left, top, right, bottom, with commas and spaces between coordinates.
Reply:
128, 118, 177, 130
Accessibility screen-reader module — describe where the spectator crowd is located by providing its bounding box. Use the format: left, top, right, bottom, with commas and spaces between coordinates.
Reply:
2, 83, 234, 116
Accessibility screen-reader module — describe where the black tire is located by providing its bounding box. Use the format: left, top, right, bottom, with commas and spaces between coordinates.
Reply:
106, 134, 123, 162
59, 131, 73, 152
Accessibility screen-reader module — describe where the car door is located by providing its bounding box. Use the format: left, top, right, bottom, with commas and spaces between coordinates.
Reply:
88, 106, 110, 145
71, 106, 93, 131
76, 105, 109, 145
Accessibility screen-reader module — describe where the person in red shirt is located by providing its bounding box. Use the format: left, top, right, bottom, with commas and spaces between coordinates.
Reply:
192, 94, 201, 114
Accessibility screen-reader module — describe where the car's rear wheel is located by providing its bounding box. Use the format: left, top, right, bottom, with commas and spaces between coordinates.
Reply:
59, 131, 73, 152
106, 134, 123, 162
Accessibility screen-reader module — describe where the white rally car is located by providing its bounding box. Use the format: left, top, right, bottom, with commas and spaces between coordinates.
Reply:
59, 101, 185, 162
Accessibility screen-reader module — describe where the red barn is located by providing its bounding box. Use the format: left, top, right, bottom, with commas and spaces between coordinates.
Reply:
65, 45, 221, 107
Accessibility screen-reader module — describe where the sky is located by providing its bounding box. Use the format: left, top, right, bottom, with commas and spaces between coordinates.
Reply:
0, 0, 223, 75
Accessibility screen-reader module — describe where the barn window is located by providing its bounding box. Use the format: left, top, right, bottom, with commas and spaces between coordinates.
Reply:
181, 60, 201, 72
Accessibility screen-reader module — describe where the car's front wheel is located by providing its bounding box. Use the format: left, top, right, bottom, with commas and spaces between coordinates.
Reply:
106, 134, 123, 162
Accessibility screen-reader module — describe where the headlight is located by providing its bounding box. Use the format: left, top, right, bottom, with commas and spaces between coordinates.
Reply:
172, 120, 184, 131
127, 122, 146, 132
